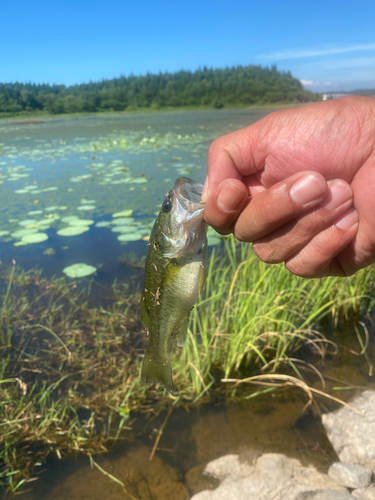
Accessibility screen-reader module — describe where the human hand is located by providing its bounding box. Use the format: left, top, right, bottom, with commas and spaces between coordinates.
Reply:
203, 96, 375, 277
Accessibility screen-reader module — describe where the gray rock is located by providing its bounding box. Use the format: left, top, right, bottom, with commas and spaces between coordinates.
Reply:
204, 454, 253, 480
352, 484, 375, 500
328, 462, 373, 489
322, 391, 375, 468
295, 491, 353, 500
190, 453, 348, 500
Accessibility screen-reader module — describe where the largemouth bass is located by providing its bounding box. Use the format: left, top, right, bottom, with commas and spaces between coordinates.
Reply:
140, 177, 207, 392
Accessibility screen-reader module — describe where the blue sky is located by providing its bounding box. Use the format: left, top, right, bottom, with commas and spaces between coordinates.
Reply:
1, 0, 374, 91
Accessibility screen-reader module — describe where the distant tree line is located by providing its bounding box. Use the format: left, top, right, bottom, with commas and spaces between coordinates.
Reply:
0, 65, 321, 116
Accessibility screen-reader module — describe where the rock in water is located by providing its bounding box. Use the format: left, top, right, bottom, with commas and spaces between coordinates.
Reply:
322, 391, 375, 470
328, 462, 373, 489
190, 453, 348, 500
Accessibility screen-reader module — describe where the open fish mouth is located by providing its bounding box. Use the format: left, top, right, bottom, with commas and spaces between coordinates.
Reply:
174, 177, 205, 207
162, 177, 207, 258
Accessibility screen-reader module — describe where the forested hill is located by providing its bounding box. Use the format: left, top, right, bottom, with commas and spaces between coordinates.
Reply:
0, 65, 320, 116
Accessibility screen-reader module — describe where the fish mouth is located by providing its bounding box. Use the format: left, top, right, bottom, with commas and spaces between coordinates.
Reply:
174, 177, 205, 207
173, 177, 205, 225
162, 177, 207, 258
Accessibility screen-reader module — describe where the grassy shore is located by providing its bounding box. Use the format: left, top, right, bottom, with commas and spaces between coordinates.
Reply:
0, 239, 374, 495
0, 102, 312, 121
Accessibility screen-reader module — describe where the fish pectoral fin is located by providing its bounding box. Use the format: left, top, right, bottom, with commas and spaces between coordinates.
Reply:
175, 318, 189, 347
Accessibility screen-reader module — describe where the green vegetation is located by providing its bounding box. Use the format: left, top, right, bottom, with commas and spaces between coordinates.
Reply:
0, 65, 320, 117
1, 239, 374, 495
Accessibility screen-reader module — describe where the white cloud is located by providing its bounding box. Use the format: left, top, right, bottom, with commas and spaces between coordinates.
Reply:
259, 43, 375, 61
300, 79, 313, 85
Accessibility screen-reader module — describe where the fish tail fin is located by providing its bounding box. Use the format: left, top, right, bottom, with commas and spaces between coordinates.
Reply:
141, 349, 174, 393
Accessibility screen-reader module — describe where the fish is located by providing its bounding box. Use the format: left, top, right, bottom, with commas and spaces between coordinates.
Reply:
140, 177, 207, 393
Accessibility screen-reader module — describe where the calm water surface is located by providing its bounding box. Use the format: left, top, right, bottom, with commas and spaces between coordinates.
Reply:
0, 109, 270, 283
1, 109, 374, 499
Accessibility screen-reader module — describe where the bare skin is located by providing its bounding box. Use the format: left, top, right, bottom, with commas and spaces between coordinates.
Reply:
202, 96, 375, 278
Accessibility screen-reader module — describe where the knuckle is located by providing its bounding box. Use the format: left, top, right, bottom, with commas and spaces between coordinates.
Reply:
208, 137, 223, 159
253, 242, 282, 264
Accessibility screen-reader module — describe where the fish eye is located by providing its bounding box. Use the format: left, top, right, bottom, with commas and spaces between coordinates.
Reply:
162, 198, 172, 213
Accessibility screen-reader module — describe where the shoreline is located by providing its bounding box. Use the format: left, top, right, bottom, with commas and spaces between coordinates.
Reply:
0, 102, 307, 123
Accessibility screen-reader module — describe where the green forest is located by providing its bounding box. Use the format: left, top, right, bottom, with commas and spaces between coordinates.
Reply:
0, 65, 321, 116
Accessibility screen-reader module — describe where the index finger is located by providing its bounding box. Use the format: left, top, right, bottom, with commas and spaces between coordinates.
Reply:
202, 124, 268, 202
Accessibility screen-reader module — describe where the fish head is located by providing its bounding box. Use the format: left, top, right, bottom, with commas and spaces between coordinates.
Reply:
157, 177, 207, 258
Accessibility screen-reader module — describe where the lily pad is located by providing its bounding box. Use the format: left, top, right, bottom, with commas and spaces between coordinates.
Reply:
61, 216, 79, 223
77, 205, 95, 211
0, 230, 10, 237
18, 219, 38, 227
95, 221, 111, 227
117, 232, 144, 242
21, 232, 49, 244
112, 209, 133, 218
63, 263, 97, 278
57, 226, 90, 236
131, 177, 148, 184
80, 199, 96, 204
69, 219, 94, 226
111, 226, 135, 233
11, 228, 39, 238
111, 217, 135, 226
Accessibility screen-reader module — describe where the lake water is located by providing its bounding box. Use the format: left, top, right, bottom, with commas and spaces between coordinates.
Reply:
1, 109, 375, 499
0, 108, 271, 283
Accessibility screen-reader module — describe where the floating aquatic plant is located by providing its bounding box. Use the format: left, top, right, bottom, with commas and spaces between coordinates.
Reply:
95, 221, 111, 227
43, 247, 56, 255
57, 226, 90, 236
117, 232, 144, 242
77, 205, 96, 211
21, 232, 49, 244
61, 216, 79, 223
18, 219, 38, 227
62, 263, 97, 277
68, 219, 94, 226
111, 226, 135, 233
112, 209, 133, 218
11, 228, 39, 239
111, 217, 135, 226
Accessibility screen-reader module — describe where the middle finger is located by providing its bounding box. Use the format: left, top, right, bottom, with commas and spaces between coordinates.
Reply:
252, 179, 353, 264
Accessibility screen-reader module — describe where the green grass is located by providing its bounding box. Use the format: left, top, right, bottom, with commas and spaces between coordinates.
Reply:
0, 240, 374, 495
175, 238, 375, 395
0, 102, 307, 120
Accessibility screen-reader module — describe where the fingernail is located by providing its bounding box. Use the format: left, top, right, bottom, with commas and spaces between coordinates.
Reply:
290, 174, 326, 206
335, 209, 358, 229
201, 177, 209, 203
321, 180, 352, 210
217, 181, 246, 212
